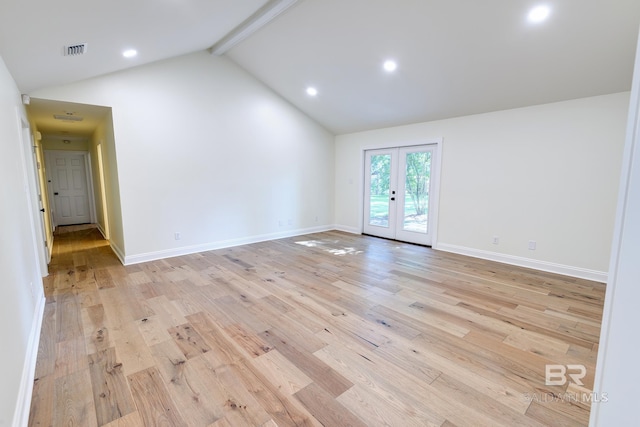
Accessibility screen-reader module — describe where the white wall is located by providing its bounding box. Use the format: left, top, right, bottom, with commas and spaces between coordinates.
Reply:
88, 111, 123, 252
32, 51, 335, 263
0, 56, 45, 426
335, 93, 629, 280
42, 138, 89, 151
590, 30, 640, 426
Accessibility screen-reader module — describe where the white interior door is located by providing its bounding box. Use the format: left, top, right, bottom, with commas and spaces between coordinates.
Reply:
47, 151, 92, 226
364, 145, 436, 246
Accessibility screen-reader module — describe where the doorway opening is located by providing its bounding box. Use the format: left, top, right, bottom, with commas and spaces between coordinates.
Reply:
26, 98, 119, 259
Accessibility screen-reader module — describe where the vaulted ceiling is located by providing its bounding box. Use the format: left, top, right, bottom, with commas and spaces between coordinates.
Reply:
2, 0, 640, 135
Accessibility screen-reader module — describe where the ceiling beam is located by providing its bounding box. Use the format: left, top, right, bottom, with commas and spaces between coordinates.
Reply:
209, 0, 298, 56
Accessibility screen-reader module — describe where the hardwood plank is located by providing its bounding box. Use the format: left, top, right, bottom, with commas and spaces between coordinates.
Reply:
250, 349, 313, 395
81, 304, 113, 354
249, 304, 328, 354
260, 328, 353, 397
55, 291, 83, 342
526, 400, 590, 427
430, 373, 545, 426
53, 369, 97, 427
222, 322, 273, 358
34, 301, 57, 379
337, 383, 442, 427
503, 330, 571, 358
54, 338, 88, 378
313, 341, 446, 425
88, 347, 136, 425
137, 315, 172, 347
100, 411, 144, 427
230, 358, 322, 427
127, 367, 186, 426
144, 295, 186, 328
111, 323, 156, 377
204, 363, 273, 426
294, 382, 367, 427
150, 340, 223, 426
213, 295, 271, 334
28, 375, 54, 427
186, 311, 247, 367
168, 322, 212, 359
314, 340, 507, 426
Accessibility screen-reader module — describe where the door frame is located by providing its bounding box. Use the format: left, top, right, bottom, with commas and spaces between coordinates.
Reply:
16, 112, 48, 276
44, 150, 97, 228
359, 138, 442, 247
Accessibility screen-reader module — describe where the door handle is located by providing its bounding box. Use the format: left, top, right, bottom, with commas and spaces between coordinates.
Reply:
54, 192, 59, 195
390, 197, 395, 201
40, 208, 45, 213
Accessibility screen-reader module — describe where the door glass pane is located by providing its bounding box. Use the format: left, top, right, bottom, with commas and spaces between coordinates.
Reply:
369, 154, 391, 227
403, 151, 431, 233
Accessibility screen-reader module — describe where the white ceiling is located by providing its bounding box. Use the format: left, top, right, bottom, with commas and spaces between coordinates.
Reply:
2, 0, 640, 136
0, 0, 268, 93
227, 0, 640, 133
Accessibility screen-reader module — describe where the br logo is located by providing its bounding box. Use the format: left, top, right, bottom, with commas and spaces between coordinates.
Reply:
545, 364, 587, 386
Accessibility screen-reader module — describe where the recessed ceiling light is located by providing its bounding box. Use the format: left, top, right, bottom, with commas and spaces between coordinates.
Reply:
122, 49, 138, 58
306, 87, 318, 96
528, 5, 550, 23
383, 60, 397, 72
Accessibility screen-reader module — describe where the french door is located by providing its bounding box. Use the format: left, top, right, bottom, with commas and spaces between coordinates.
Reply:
364, 145, 436, 246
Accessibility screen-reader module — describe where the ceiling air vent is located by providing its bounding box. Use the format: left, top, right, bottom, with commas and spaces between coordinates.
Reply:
63, 43, 87, 56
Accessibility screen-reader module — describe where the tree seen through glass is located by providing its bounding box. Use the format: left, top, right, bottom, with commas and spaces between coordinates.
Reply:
369, 151, 431, 233
369, 154, 391, 227
403, 151, 431, 233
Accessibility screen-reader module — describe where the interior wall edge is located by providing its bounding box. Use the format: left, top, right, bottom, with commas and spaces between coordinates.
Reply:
109, 241, 126, 265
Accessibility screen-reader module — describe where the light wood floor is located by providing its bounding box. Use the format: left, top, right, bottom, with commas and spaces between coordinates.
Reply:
28, 225, 605, 426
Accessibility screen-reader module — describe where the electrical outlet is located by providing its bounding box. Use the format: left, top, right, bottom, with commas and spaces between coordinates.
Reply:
528, 240, 536, 250
492, 236, 499, 245
174, 232, 181, 240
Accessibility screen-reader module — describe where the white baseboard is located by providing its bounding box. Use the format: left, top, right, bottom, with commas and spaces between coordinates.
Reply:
46, 239, 53, 265
96, 223, 107, 240
110, 241, 126, 265
123, 225, 335, 265
332, 224, 361, 234
13, 293, 46, 427
435, 243, 608, 283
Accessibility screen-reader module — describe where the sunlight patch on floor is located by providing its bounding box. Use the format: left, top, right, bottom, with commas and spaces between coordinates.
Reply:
295, 240, 363, 256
